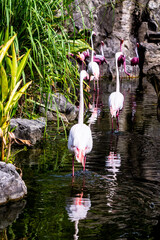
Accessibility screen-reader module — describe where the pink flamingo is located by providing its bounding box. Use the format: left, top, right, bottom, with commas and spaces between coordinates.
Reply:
67, 50, 89, 70
117, 39, 130, 77
68, 70, 93, 177
93, 41, 107, 77
93, 41, 107, 65
108, 52, 124, 131
76, 52, 85, 70
87, 31, 100, 91
83, 49, 90, 59
130, 43, 139, 76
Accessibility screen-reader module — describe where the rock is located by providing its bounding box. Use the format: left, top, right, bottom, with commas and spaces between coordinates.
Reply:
39, 93, 78, 122
68, 0, 160, 80
138, 22, 148, 42
141, 42, 160, 76
0, 162, 27, 205
10, 118, 46, 145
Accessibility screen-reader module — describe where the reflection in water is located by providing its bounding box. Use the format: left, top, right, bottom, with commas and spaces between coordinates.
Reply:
106, 151, 121, 180
105, 134, 121, 211
105, 133, 121, 180
65, 179, 91, 240
88, 91, 100, 126
0, 200, 26, 239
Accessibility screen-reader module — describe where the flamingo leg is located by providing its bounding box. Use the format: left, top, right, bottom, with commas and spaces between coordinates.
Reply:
72, 155, 74, 177
82, 62, 84, 70
89, 76, 91, 89
116, 114, 119, 131
111, 117, 114, 131
94, 78, 96, 91
83, 156, 86, 172
101, 64, 103, 78
97, 78, 99, 92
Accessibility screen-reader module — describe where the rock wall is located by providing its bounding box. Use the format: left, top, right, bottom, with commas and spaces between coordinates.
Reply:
70, 0, 160, 80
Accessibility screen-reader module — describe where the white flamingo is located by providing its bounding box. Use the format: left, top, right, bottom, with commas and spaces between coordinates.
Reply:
87, 31, 100, 91
108, 52, 124, 131
68, 70, 93, 177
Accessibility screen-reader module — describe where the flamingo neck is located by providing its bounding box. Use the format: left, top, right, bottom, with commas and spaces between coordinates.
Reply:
135, 46, 139, 58
91, 33, 94, 63
78, 74, 84, 124
120, 41, 123, 52
116, 56, 120, 92
101, 43, 104, 56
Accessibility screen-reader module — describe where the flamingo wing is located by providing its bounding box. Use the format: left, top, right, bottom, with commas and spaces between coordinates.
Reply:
87, 62, 100, 80
108, 92, 124, 118
68, 123, 93, 162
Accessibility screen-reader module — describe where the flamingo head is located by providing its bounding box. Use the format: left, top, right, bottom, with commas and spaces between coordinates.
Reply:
78, 52, 85, 61
75, 148, 85, 167
120, 39, 124, 44
110, 106, 117, 118
92, 31, 96, 37
101, 41, 104, 46
80, 70, 89, 80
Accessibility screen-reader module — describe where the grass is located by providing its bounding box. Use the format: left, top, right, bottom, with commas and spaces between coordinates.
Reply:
0, 0, 91, 129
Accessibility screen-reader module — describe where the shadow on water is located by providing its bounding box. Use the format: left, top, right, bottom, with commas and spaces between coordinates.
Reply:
2, 77, 160, 239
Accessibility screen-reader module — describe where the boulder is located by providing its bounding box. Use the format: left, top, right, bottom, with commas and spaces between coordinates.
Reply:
10, 118, 46, 145
0, 162, 27, 205
39, 93, 78, 122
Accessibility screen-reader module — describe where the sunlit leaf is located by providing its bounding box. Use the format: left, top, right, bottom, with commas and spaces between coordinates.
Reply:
11, 43, 18, 91
0, 65, 8, 102
4, 80, 22, 114
7, 80, 32, 113
16, 49, 31, 83
0, 34, 17, 65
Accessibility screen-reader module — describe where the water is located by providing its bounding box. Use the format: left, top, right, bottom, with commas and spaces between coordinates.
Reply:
1, 77, 160, 240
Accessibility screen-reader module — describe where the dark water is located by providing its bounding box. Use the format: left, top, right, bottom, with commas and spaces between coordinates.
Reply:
1, 77, 160, 240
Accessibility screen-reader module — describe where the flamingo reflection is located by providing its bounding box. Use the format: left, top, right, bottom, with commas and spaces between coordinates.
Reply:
66, 179, 91, 240
88, 91, 100, 126
106, 133, 121, 180
105, 134, 121, 211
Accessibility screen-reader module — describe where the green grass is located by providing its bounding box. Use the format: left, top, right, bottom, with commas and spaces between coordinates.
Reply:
0, 0, 91, 127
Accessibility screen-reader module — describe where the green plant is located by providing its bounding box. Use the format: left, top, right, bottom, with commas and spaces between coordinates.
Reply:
0, 0, 91, 122
0, 34, 32, 161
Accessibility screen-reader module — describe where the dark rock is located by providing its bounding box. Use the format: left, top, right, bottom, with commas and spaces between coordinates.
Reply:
39, 93, 78, 122
10, 118, 46, 145
0, 162, 27, 205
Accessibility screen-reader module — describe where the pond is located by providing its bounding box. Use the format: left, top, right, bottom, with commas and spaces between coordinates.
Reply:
1, 77, 160, 240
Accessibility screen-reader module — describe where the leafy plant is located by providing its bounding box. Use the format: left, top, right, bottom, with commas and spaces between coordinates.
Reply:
0, 0, 91, 122
0, 34, 32, 161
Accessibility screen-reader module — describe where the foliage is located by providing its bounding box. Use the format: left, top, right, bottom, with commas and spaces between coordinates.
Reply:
0, 0, 91, 121
0, 34, 32, 161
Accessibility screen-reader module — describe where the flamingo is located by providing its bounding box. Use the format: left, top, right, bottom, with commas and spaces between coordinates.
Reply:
130, 43, 139, 76
108, 52, 124, 131
93, 41, 107, 77
87, 31, 100, 91
117, 39, 130, 77
68, 70, 93, 177
93, 41, 107, 66
67, 50, 89, 70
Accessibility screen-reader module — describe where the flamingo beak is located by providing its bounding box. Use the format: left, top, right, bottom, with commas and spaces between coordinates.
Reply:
86, 73, 89, 80
110, 107, 117, 118
75, 149, 85, 167
92, 31, 96, 36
